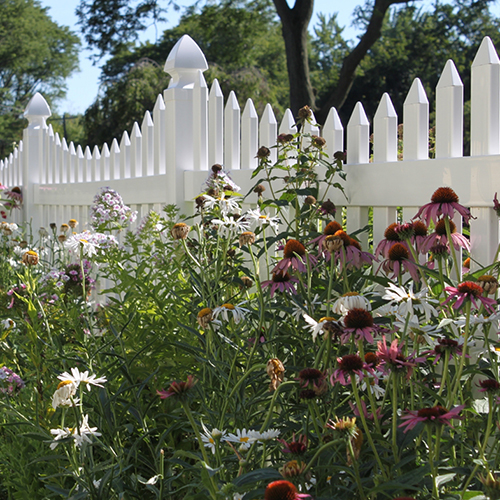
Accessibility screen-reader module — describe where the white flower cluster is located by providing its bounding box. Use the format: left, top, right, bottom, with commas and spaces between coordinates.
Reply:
65, 230, 118, 257
90, 187, 138, 230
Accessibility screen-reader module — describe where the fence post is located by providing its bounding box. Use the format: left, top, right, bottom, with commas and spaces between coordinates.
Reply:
164, 35, 208, 214
23, 92, 51, 233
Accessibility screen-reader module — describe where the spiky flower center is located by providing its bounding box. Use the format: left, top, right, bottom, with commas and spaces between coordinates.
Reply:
197, 308, 213, 318
344, 308, 374, 329
298, 368, 324, 382
412, 220, 428, 237
431, 187, 459, 204
417, 405, 448, 419
272, 272, 291, 283
283, 239, 306, 258
388, 243, 410, 261
457, 281, 483, 297
479, 379, 500, 391
384, 223, 400, 241
339, 354, 364, 372
324, 221, 343, 235
435, 218, 456, 236
365, 352, 379, 366
265, 480, 298, 500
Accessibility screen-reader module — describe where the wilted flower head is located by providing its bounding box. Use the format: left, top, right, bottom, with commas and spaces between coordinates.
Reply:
279, 460, 307, 478
267, 358, 285, 392
256, 146, 271, 159
477, 275, 499, 295
197, 308, 213, 329
157, 375, 197, 400
21, 250, 39, 266
171, 222, 190, 240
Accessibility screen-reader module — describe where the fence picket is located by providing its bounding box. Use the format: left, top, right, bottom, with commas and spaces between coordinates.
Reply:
373, 93, 398, 162
141, 111, 154, 176
101, 143, 110, 181
130, 122, 142, 178
153, 94, 166, 175
241, 98, 258, 170
110, 139, 120, 180
259, 103, 278, 164
224, 91, 240, 170
403, 78, 429, 160
347, 102, 370, 164
436, 60, 463, 158
209, 79, 224, 167
193, 70, 208, 172
322, 107, 344, 159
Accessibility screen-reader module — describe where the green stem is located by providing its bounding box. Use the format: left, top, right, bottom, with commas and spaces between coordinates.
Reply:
444, 217, 461, 282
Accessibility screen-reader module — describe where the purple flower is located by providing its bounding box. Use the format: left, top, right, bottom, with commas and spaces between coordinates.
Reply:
399, 405, 464, 432
261, 272, 298, 297
442, 282, 497, 313
414, 187, 473, 225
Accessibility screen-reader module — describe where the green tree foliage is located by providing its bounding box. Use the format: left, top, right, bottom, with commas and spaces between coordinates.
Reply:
0, 0, 80, 157
341, 0, 500, 127
82, 0, 288, 148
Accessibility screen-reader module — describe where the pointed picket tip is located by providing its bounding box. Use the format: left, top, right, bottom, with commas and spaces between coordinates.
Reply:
262, 103, 277, 125
131, 122, 142, 138
325, 107, 343, 131
48, 124, 54, 137
405, 78, 429, 105
121, 130, 131, 146
348, 102, 370, 127
375, 93, 397, 119
101, 143, 110, 156
193, 69, 208, 89
227, 91, 240, 110
110, 138, 120, 153
62, 137, 68, 151
24, 92, 51, 119
280, 108, 297, 133
210, 78, 223, 98
92, 145, 101, 159
142, 110, 154, 128
69, 142, 76, 155
154, 93, 165, 111
242, 98, 258, 118
84, 146, 92, 159
54, 133, 61, 146
76, 145, 84, 158
437, 60, 463, 88
472, 36, 500, 67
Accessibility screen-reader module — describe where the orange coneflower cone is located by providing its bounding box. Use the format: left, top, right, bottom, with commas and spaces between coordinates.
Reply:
264, 480, 311, 500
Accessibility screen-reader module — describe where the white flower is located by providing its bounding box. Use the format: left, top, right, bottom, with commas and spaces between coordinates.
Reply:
226, 429, 256, 449
332, 292, 371, 316
52, 381, 77, 409
211, 216, 250, 238
73, 414, 101, 447
361, 372, 386, 399
246, 208, 280, 232
290, 295, 322, 321
204, 193, 241, 217
1, 318, 15, 330
380, 283, 438, 322
200, 424, 227, 454
50, 427, 73, 449
57, 367, 107, 391
303, 314, 338, 342
253, 428, 280, 441
66, 232, 98, 257
213, 303, 249, 324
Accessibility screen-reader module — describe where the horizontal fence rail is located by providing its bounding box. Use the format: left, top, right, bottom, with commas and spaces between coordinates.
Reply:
1, 34, 500, 270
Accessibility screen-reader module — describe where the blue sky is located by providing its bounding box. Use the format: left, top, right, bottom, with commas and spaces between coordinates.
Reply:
39, 0, 493, 115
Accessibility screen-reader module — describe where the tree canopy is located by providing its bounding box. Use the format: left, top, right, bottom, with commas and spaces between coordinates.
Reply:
0, 0, 80, 157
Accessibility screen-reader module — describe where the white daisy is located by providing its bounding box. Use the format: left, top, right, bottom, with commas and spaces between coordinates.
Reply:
211, 216, 250, 238
246, 208, 280, 232
52, 380, 77, 409
57, 367, 107, 391
200, 424, 227, 454
303, 314, 338, 342
65, 232, 98, 257
225, 429, 256, 450
204, 193, 241, 217
73, 414, 101, 448
379, 283, 438, 322
332, 292, 371, 316
213, 303, 249, 324
50, 427, 73, 449
253, 428, 280, 441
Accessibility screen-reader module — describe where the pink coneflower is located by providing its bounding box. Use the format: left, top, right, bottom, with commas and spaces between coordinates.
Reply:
411, 220, 429, 254
157, 375, 197, 400
342, 308, 378, 344
331, 354, 372, 386
379, 243, 420, 282
442, 281, 497, 313
421, 218, 470, 253
297, 368, 326, 389
414, 187, 473, 225
328, 230, 376, 269
349, 399, 383, 422
375, 223, 405, 259
376, 336, 424, 380
423, 337, 466, 365
264, 480, 310, 500
399, 405, 464, 432
262, 272, 299, 297
277, 434, 308, 455
309, 220, 343, 253
478, 378, 500, 393
493, 192, 500, 217
272, 239, 317, 275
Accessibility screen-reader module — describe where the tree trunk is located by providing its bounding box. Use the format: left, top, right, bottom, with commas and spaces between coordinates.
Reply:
273, 0, 315, 119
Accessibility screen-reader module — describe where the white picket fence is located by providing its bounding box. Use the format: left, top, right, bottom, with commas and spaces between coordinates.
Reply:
2, 34, 500, 270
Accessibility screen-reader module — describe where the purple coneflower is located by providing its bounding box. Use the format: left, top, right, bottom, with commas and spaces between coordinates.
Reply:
261, 272, 299, 297
399, 405, 464, 432
421, 218, 470, 253
331, 354, 372, 386
477, 378, 500, 393
379, 243, 420, 282
375, 223, 405, 259
376, 336, 424, 380
264, 480, 310, 500
423, 337, 466, 365
272, 239, 317, 275
277, 433, 308, 455
309, 220, 343, 254
442, 281, 497, 313
414, 186, 473, 225
342, 308, 378, 344
157, 375, 197, 400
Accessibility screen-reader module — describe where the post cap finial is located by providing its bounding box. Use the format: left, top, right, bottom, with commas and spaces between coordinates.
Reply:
24, 92, 51, 129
